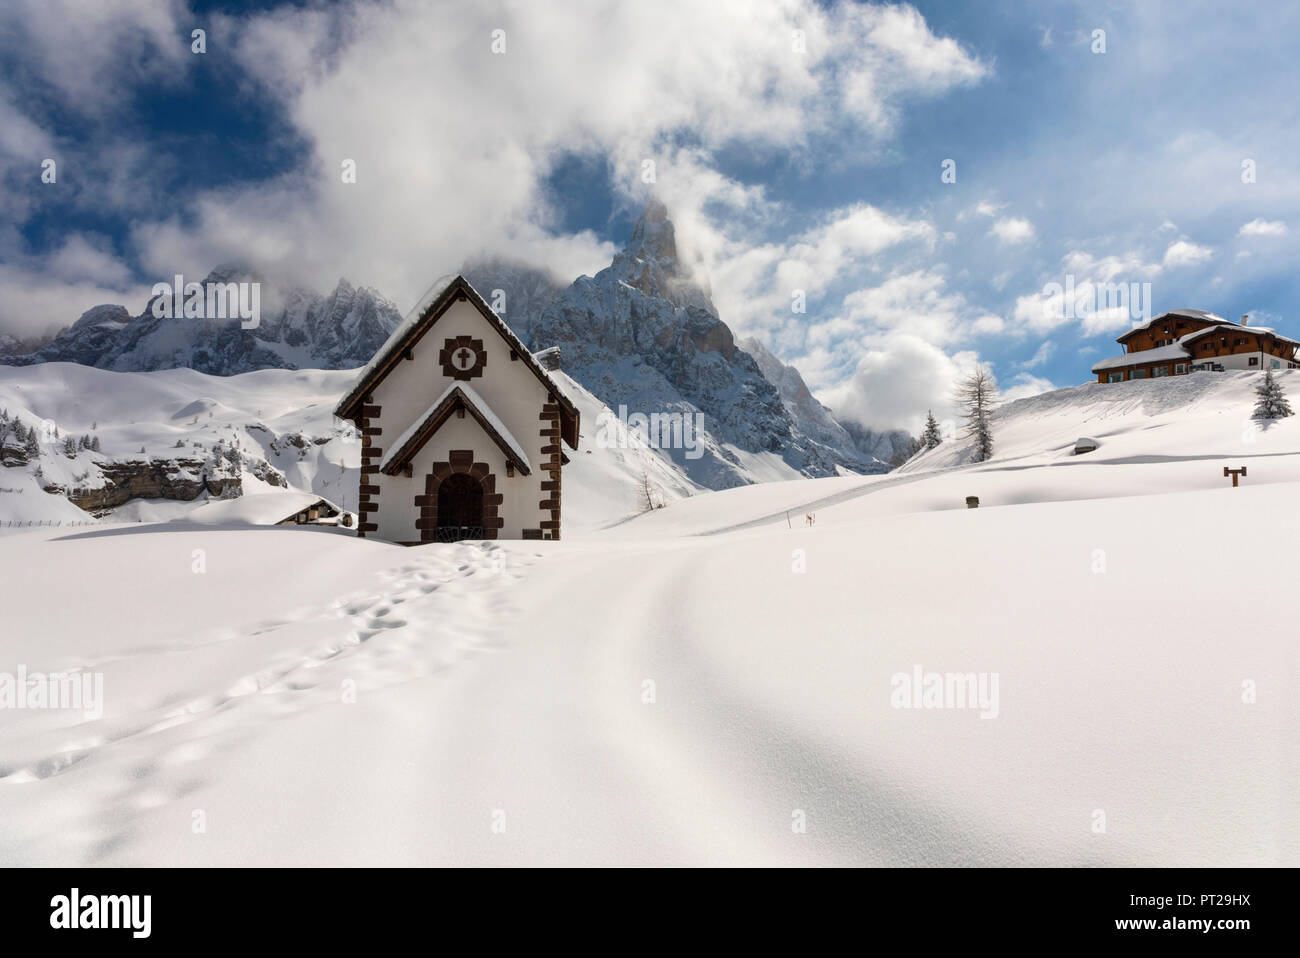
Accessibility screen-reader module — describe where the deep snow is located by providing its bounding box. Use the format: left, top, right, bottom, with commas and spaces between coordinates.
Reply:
0, 369, 1294, 866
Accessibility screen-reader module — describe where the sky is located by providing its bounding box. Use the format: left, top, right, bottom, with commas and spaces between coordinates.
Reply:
3, 0, 1300, 432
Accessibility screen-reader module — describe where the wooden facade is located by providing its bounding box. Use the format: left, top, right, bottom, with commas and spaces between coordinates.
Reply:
1094, 311, 1300, 383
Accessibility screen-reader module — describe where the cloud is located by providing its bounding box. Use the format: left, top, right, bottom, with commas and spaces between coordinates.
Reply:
1011, 248, 1162, 336
0, 0, 189, 115
1238, 218, 1288, 237
130, 0, 984, 309
708, 202, 937, 340
1021, 341, 1054, 368
815, 333, 980, 431
1002, 372, 1057, 402
989, 216, 1035, 244
1162, 240, 1214, 268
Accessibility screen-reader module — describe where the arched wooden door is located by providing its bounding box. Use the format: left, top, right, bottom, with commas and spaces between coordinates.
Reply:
436, 473, 484, 541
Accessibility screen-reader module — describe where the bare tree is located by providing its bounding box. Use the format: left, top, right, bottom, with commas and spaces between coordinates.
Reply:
639, 468, 662, 512
953, 366, 999, 462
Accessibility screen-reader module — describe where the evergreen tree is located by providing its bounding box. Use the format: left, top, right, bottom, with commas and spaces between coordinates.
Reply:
62, 436, 77, 458
922, 410, 943, 449
1252, 368, 1294, 420
954, 366, 999, 463
89, 436, 101, 453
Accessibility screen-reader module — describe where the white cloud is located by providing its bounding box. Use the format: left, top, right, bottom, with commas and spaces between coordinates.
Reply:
1012, 248, 1163, 336
1002, 372, 1057, 402
1238, 218, 1288, 237
1162, 240, 1214, 268
1021, 341, 1054, 368
989, 216, 1035, 245
0, 0, 189, 113
115, 0, 986, 316
815, 333, 981, 431
709, 202, 937, 340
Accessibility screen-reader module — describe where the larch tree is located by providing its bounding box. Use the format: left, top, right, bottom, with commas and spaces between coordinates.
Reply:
953, 366, 999, 463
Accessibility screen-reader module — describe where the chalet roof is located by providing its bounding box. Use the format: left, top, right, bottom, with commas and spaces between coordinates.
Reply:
1117, 309, 1233, 341
334, 275, 579, 450
379, 382, 532, 477
1093, 321, 1300, 372
1091, 342, 1190, 372
1179, 323, 1300, 347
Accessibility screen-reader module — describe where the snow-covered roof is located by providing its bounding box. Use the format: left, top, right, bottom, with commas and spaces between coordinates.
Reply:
333, 275, 579, 450
344, 275, 458, 404
1094, 320, 1300, 372
379, 381, 532, 476
1118, 309, 1231, 337
187, 491, 341, 526
1092, 342, 1191, 372
1179, 323, 1300, 347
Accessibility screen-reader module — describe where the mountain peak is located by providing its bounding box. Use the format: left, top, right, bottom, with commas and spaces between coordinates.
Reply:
624, 198, 679, 267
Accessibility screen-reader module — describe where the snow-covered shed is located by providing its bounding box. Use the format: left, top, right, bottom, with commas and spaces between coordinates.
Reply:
334, 276, 580, 543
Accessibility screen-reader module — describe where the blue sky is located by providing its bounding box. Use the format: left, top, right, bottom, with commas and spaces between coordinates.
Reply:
3, 0, 1299, 430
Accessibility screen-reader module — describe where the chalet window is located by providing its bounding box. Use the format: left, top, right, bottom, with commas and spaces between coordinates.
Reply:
1153, 365, 1168, 377
1235, 337, 1248, 346
1202, 343, 1213, 351
1174, 364, 1186, 374
1271, 359, 1281, 369
1162, 327, 1169, 334
1108, 372, 1125, 383
1131, 368, 1147, 379
1248, 357, 1259, 366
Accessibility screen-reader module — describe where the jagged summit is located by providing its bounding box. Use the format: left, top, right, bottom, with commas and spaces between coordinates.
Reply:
466, 201, 890, 487
6, 273, 403, 376
608, 199, 712, 312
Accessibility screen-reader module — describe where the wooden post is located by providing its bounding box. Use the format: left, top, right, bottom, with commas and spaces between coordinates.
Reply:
966, 496, 980, 509
1223, 466, 1247, 487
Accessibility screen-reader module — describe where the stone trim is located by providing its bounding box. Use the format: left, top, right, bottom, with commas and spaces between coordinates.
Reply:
355, 396, 380, 537
538, 398, 563, 540
416, 449, 502, 543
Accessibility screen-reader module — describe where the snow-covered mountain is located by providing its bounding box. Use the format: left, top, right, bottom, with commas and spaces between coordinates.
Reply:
5, 203, 898, 493
467, 201, 883, 488
737, 335, 914, 469
0, 360, 702, 529
6, 267, 404, 375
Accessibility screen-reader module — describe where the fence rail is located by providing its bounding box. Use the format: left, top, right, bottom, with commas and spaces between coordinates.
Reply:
1, 518, 117, 528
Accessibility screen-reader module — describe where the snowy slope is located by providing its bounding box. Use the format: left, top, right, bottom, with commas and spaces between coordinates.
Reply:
0, 370, 1294, 866
0, 466, 1291, 865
